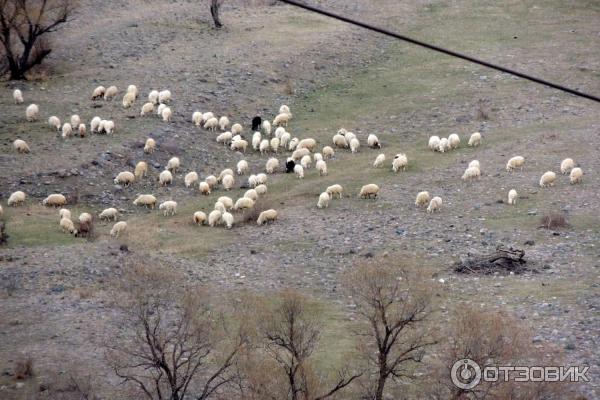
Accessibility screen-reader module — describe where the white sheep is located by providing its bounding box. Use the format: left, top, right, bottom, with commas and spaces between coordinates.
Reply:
222, 211, 234, 229
148, 90, 159, 104
288, 137, 300, 151
79, 212, 93, 224
415, 191, 430, 207
344, 131, 357, 143
157, 103, 167, 117
8, 191, 26, 206
114, 171, 135, 186
231, 139, 248, 153
205, 175, 218, 188
560, 158, 575, 174
61, 122, 73, 138
508, 189, 518, 205
217, 131, 233, 145
244, 189, 258, 201
248, 175, 258, 188
185, 171, 199, 188
257, 209, 278, 225
462, 166, 481, 180
60, 217, 77, 235
218, 169, 234, 182
266, 157, 280, 174
448, 133, 461, 149
297, 138, 317, 152
208, 210, 222, 227
350, 138, 360, 153
204, 117, 219, 131
539, 171, 556, 188
134, 161, 148, 179
48, 116, 61, 131
59, 208, 71, 220
262, 120, 272, 136
322, 146, 334, 159
333, 134, 348, 149
255, 184, 268, 195
13, 139, 30, 154
92, 86, 106, 100
292, 148, 310, 161
359, 184, 379, 199
373, 153, 385, 168
233, 160, 247, 176
159, 200, 177, 216
234, 197, 254, 211
133, 194, 157, 209
468, 132, 481, 147
294, 164, 304, 179
199, 181, 211, 195
43, 194, 67, 207
26, 104, 39, 121
570, 167, 583, 184
78, 124, 86, 137
506, 156, 525, 172
275, 127, 286, 139
192, 111, 203, 126
428, 135, 440, 151
144, 138, 156, 154
219, 116, 230, 131
110, 221, 128, 238
104, 120, 115, 134
217, 196, 234, 210
161, 107, 172, 122
231, 123, 243, 135
273, 113, 290, 127
279, 104, 292, 116
90, 116, 101, 133
258, 139, 270, 154
104, 86, 118, 100
270, 137, 280, 153
317, 192, 331, 209
367, 134, 381, 149
158, 90, 171, 104
167, 157, 180, 172
193, 211, 207, 225
326, 184, 343, 199
392, 154, 408, 172
69, 115, 80, 128
300, 155, 312, 170
256, 173, 267, 185
315, 159, 327, 176
280, 132, 291, 149
252, 131, 262, 150
122, 92, 135, 108
427, 196, 443, 213
13, 89, 24, 104
314, 153, 323, 162
141, 102, 155, 116
202, 112, 214, 123
159, 170, 173, 186
127, 84, 138, 98
468, 160, 480, 170
438, 138, 450, 153
99, 208, 119, 221
222, 174, 235, 190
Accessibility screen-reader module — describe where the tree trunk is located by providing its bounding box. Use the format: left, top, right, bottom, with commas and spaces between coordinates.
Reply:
210, 0, 223, 29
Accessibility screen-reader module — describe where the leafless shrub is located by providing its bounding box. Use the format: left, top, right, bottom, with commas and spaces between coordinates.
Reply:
14, 356, 34, 380
283, 79, 294, 95
0, 221, 8, 245
65, 188, 79, 206
475, 98, 490, 121
40, 372, 99, 400
77, 219, 95, 241
210, 0, 224, 29
238, 199, 276, 225
539, 211, 568, 230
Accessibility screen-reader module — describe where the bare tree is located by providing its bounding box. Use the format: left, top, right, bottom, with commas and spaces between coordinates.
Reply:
346, 260, 435, 400
255, 290, 361, 400
107, 264, 247, 400
0, 0, 77, 80
209, 0, 223, 29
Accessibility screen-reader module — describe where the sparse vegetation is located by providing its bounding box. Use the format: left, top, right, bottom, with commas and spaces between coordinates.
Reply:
540, 211, 569, 230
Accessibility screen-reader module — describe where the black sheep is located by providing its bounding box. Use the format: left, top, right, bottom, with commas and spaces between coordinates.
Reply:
252, 116, 262, 132
285, 159, 296, 173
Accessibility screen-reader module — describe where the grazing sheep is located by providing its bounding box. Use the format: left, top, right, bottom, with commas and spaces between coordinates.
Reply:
43, 194, 67, 207
161, 107, 172, 122
570, 167, 583, 184
270, 137, 280, 153
468, 160, 480, 169
159, 201, 177, 216
344, 131, 357, 143
159, 170, 173, 186
104, 86, 118, 100
70, 115, 81, 127
90, 116, 101, 133
134, 161, 148, 179
392, 154, 408, 172
359, 184, 380, 199
13, 89, 24, 104
259, 139, 270, 154
193, 211, 207, 225
205, 175, 218, 188
231, 139, 248, 153
316, 160, 328, 176
185, 171, 199, 188
255, 184, 268, 195
215, 201, 227, 213
427, 196, 443, 213
78, 124, 86, 137
256, 173, 268, 185
199, 181, 211, 195
133, 194, 157, 209
208, 210, 222, 227
273, 113, 290, 127
235, 160, 248, 176
326, 184, 343, 199
104, 120, 115, 134
428, 135, 440, 151
141, 102, 155, 116
204, 117, 219, 131
167, 157, 180, 172
292, 148, 310, 161
322, 146, 334, 159
539, 171, 556, 188
158, 90, 171, 104
279, 104, 291, 116
192, 111, 203, 126
217, 131, 233, 145
26, 104, 39, 121
274, 127, 285, 139
60, 217, 77, 235
202, 112, 214, 123
350, 138, 360, 153
462, 166, 481, 180
438, 138, 450, 153
297, 138, 317, 152
333, 134, 348, 149
219, 116, 230, 131
367, 134, 381, 148
317, 192, 331, 209
508, 189, 518, 205
300, 154, 312, 169
144, 138, 156, 154
279, 132, 291, 149
99, 208, 119, 221
222, 212, 234, 229
110, 221, 128, 238
13, 139, 30, 154
148, 90, 159, 104
373, 153, 385, 168
157, 103, 167, 117
222, 174, 235, 190
448, 133, 461, 149
314, 153, 323, 162
266, 157, 280, 174
218, 169, 234, 182
506, 156, 525, 172
257, 209, 278, 225
252, 131, 262, 150
114, 171, 135, 186
294, 164, 304, 179
415, 191, 430, 207
468, 132, 481, 147
560, 158, 575, 174
234, 197, 254, 211
8, 191, 26, 206
217, 196, 234, 210
248, 175, 258, 187
122, 92, 135, 108
244, 189, 258, 201
48, 116, 61, 131
285, 157, 296, 173
59, 208, 71, 220
231, 123, 243, 135
288, 137, 300, 151
79, 212, 92, 224
92, 86, 106, 100
61, 122, 73, 138
127, 84, 138, 98
262, 120, 272, 136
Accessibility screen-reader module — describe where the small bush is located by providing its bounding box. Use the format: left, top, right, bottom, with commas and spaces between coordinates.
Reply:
539, 211, 568, 230
14, 357, 34, 380
475, 98, 490, 120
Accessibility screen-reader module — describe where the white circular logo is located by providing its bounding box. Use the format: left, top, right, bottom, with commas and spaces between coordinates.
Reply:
451, 358, 481, 390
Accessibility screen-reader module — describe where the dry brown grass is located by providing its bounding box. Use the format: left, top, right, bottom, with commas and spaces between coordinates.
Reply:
539, 211, 569, 230
14, 356, 34, 380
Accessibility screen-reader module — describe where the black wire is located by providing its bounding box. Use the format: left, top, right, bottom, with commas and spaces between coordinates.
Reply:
278, 0, 600, 104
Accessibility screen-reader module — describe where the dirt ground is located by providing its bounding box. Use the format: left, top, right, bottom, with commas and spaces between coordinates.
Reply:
1, 0, 599, 398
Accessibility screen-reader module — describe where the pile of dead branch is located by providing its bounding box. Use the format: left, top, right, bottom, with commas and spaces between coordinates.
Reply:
454, 245, 533, 275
